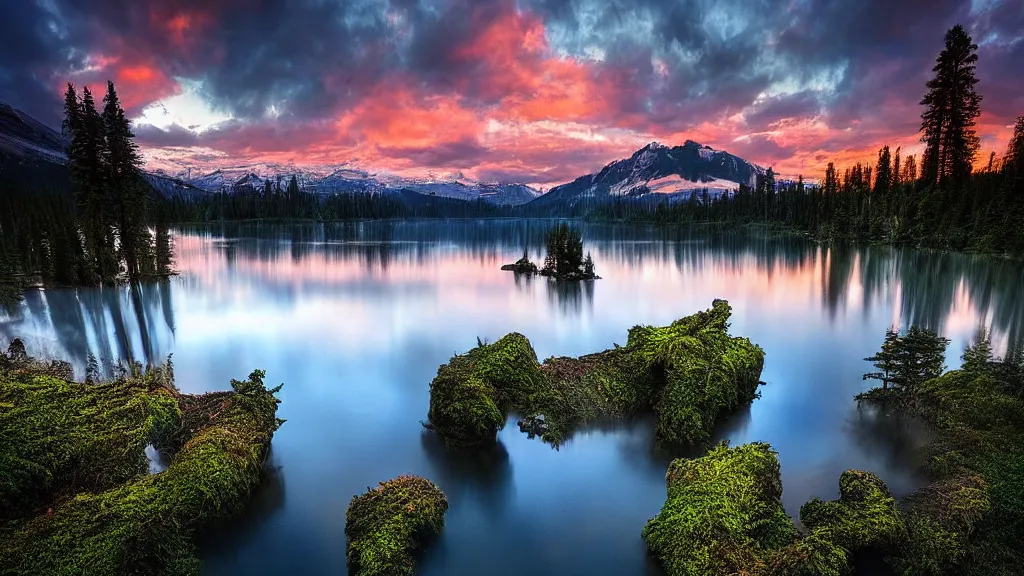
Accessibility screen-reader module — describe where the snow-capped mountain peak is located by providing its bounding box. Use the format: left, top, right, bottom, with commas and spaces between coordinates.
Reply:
530, 140, 764, 208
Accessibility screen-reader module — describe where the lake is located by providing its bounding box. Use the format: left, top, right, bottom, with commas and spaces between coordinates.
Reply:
3, 219, 1023, 575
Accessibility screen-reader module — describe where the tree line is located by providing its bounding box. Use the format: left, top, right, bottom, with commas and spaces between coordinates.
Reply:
154, 178, 512, 222
0, 81, 172, 298
589, 25, 1024, 258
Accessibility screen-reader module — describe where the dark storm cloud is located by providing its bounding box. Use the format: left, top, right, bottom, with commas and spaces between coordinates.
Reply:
743, 91, 822, 131
2, 0, 1021, 181
0, 1, 90, 126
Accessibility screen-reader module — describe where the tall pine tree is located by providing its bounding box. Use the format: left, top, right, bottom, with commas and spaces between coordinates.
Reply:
920, 24, 982, 188
102, 81, 150, 281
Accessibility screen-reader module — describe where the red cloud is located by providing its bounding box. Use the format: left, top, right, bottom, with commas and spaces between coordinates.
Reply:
122, 2, 1020, 186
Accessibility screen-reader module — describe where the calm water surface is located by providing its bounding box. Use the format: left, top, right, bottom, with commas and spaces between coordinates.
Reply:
3, 220, 1024, 575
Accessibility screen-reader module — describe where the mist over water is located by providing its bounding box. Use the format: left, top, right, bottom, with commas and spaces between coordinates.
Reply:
2, 220, 1023, 575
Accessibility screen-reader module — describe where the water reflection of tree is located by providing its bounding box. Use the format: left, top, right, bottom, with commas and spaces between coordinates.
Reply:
16, 220, 1019, 371
196, 221, 1023, 348
545, 279, 594, 316
512, 271, 534, 293
0, 280, 176, 379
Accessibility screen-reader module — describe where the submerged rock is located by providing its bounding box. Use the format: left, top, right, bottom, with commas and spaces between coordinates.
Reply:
345, 475, 449, 576
425, 299, 764, 447
0, 346, 284, 575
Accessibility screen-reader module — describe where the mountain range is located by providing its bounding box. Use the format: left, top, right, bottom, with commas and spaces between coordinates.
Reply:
0, 102, 763, 210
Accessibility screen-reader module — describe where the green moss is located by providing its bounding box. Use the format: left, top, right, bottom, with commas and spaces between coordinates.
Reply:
426, 299, 765, 447
872, 369, 1023, 574
0, 357, 284, 575
891, 475, 990, 575
641, 443, 923, 576
641, 442, 796, 576
794, 470, 905, 575
345, 475, 449, 576
426, 332, 544, 446
0, 365, 181, 518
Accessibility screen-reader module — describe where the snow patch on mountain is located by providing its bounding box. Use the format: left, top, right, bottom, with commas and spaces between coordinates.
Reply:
642, 175, 742, 195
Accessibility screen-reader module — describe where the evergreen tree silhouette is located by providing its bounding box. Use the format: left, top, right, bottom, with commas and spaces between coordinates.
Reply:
920, 24, 982, 188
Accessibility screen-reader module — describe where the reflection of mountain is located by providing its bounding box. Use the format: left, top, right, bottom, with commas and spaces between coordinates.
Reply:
172, 221, 1024, 351
0, 282, 176, 378
4, 221, 1023, 371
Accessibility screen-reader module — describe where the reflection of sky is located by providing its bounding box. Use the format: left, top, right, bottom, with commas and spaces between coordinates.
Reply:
2, 221, 1023, 576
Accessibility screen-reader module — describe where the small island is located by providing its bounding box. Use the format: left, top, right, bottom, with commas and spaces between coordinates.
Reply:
424, 299, 763, 447
500, 249, 539, 274
345, 475, 449, 576
0, 341, 285, 575
500, 224, 599, 280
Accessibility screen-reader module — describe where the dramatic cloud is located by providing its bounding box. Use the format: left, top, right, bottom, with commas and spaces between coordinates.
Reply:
2, 0, 1021, 185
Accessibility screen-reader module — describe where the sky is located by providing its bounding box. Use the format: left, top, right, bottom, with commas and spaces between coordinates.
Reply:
2, 0, 1022, 187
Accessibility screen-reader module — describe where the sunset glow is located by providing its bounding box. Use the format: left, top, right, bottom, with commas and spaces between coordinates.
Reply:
4, 0, 1022, 186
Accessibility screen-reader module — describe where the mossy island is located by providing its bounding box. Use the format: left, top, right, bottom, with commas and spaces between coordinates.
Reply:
0, 340, 285, 575
424, 299, 764, 447
345, 475, 449, 576
642, 442, 956, 576
500, 223, 599, 280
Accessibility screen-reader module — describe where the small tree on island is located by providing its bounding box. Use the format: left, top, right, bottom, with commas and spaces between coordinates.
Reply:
540, 224, 594, 279
863, 328, 900, 391
863, 326, 950, 396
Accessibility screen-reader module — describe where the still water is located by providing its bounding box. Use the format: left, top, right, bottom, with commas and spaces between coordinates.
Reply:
3, 220, 1024, 575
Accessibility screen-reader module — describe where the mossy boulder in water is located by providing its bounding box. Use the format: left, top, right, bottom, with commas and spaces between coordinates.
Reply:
623, 299, 764, 445
788, 470, 905, 575
426, 333, 544, 446
0, 348, 284, 575
426, 299, 765, 447
642, 442, 796, 575
345, 475, 449, 576
0, 366, 180, 518
643, 443, 919, 576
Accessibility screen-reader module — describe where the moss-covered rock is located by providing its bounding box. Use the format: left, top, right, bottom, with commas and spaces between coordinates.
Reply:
641, 443, 923, 576
0, 352, 284, 575
426, 333, 543, 446
642, 442, 796, 575
426, 299, 765, 447
500, 255, 538, 274
891, 474, 990, 574
0, 365, 180, 518
345, 475, 449, 576
793, 470, 905, 575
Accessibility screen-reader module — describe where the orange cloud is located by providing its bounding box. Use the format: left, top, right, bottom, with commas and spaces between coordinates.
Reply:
124, 3, 1019, 186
